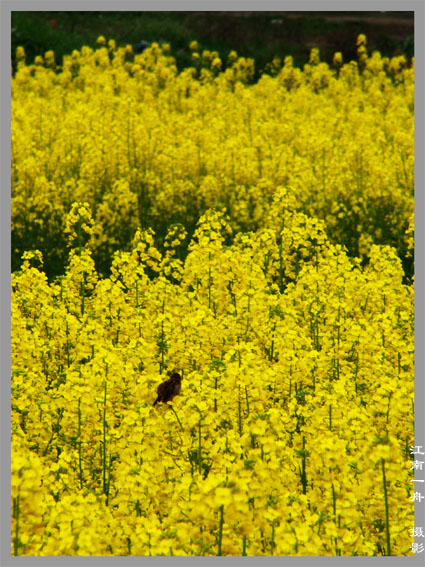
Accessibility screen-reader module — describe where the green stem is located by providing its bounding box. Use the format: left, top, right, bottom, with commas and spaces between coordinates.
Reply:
301, 436, 307, 494
78, 397, 83, 489
386, 391, 393, 425
80, 274, 86, 316
13, 492, 20, 556
161, 320, 165, 374
238, 386, 242, 435
270, 521, 276, 555
217, 505, 224, 555
208, 253, 212, 310
105, 454, 112, 506
103, 381, 107, 497
381, 459, 391, 556
331, 483, 338, 553
198, 418, 202, 474
65, 319, 70, 367
169, 405, 184, 432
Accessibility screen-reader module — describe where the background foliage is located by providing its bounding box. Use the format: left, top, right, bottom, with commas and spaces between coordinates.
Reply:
11, 36, 414, 282
11, 11, 414, 76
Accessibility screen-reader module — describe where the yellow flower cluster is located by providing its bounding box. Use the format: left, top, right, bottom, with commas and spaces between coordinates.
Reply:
11, 36, 414, 556
11, 38, 414, 279
12, 198, 414, 555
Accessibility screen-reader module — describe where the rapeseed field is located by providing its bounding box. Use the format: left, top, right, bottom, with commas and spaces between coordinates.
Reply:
11, 36, 414, 556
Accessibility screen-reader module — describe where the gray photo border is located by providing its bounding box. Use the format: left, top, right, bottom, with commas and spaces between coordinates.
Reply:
2, 1, 424, 566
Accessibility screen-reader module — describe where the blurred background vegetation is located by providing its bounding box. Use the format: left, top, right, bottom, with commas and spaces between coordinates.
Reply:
11, 10, 414, 75
11, 11, 415, 283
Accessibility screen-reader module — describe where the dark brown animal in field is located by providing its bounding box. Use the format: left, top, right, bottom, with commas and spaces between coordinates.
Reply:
153, 373, 182, 406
